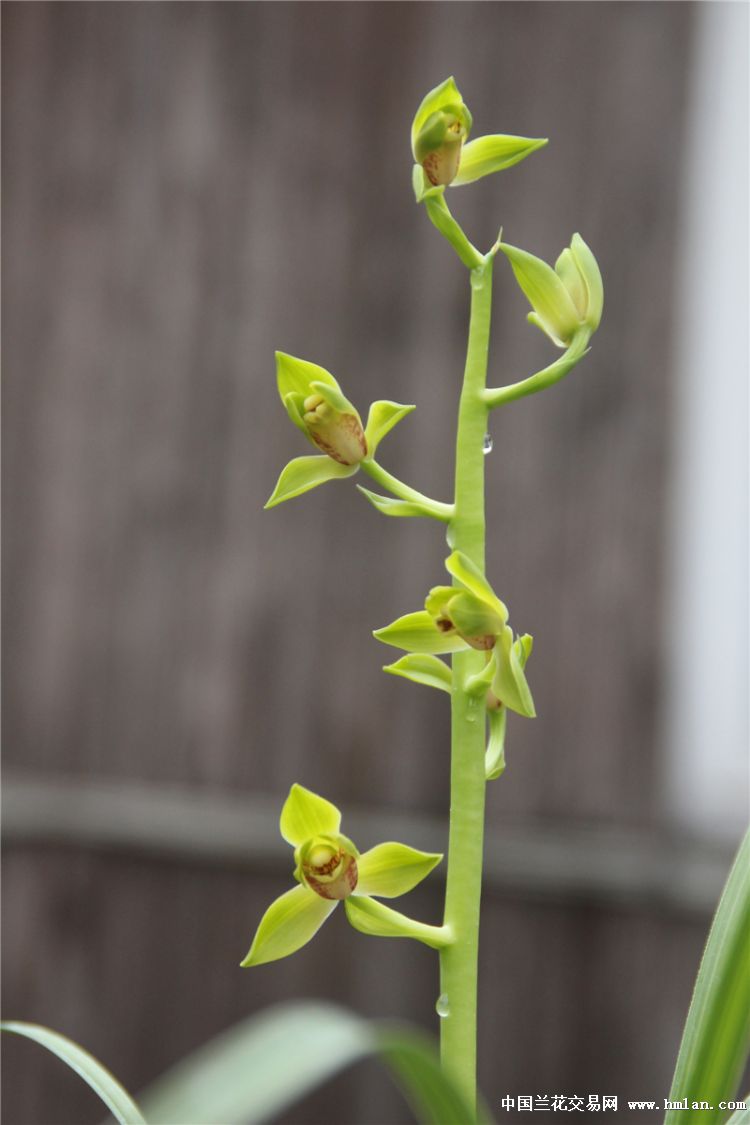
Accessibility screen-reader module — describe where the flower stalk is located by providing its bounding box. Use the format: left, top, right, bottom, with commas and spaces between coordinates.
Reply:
254, 74, 602, 1121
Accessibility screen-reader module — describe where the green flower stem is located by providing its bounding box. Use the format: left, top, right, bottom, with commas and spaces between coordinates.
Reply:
361, 459, 454, 519
483, 328, 590, 409
440, 255, 494, 1110
424, 193, 484, 271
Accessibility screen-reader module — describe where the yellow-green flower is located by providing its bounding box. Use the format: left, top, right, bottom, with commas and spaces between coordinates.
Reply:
374, 550, 535, 719
266, 353, 414, 508
411, 77, 547, 197
241, 784, 443, 967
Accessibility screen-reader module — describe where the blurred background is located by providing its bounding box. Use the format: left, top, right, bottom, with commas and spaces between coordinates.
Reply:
3, 2, 748, 1123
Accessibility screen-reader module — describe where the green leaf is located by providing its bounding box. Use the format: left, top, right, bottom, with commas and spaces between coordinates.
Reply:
0, 1022, 146, 1125
280, 783, 342, 846
665, 829, 750, 1125
344, 897, 450, 950
498, 242, 580, 347
240, 884, 337, 968
383, 654, 452, 694
265, 456, 357, 508
356, 842, 443, 898
445, 551, 508, 620
138, 1001, 485, 1125
374, 611, 468, 655
485, 706, 507, 780
725, 1101, 750, 1125
451, 134, 548, 186
364, 400, 415, 456
357, 487, 447, 523
275, 352, 339, 401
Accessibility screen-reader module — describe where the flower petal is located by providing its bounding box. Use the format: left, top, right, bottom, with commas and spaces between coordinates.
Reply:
275, 352, 340, 402
240, 885, 337, 967
374, 611, 468, 655
492, 626, 536, 718
498, 242, 580, 347
451, 134, 548, 187
444, 551, 508, 621
280, 783, 342, 847
364, 400, 415, 457
485, 706, 508, 781
383, 654, 452, 694
355, 843, 442, 898
411, 77, 468, 159
265, 456, 357, 509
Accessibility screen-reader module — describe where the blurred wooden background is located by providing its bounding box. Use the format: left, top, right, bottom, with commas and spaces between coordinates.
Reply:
2, 3, 734, 1122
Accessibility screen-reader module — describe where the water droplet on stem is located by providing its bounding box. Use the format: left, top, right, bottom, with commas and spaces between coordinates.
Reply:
482, 433, 493, 455
436, 993, 450, 1018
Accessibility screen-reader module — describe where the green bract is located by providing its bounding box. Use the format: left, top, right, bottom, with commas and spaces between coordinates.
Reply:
241, 784, 444, 966
499, 233, 603, 347
411, 77, 547, 194
267, 353, 415, 508
374, 551, 535, 719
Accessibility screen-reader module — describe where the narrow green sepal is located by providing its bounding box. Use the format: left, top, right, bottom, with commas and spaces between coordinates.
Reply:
485, 706, 508, 780
364, 401, 415, 457
451, 135, 548, 187
344, 897, 452, 950
383, 654, 452, 694
492, 627, 536, 718
241, 885, 336, 967
445, 551, 508, 621
265, 456, 357, 508
374, 611, 468, 655
570, 233, 603, 332
280, 783, 342, 847
465, 651, 497, 698
356, 842, 443, 898
499, 242, 580, 347
357, 487, 449, 523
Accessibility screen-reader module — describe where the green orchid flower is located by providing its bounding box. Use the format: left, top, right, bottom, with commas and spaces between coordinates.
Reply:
411, 77, 547, 195
499, 233, 603, 348
241, 784, 445, 967
374, 550, 535, 719
266, 353, 414, 508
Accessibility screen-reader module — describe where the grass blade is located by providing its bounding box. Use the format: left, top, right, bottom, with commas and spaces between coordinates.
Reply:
140, 1001, 485, 1124
665, 830, 750, 1125
1, 1021, 146, 1125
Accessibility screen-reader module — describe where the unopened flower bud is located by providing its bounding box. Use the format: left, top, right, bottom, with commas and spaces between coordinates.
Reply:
298, 835, 359, 900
